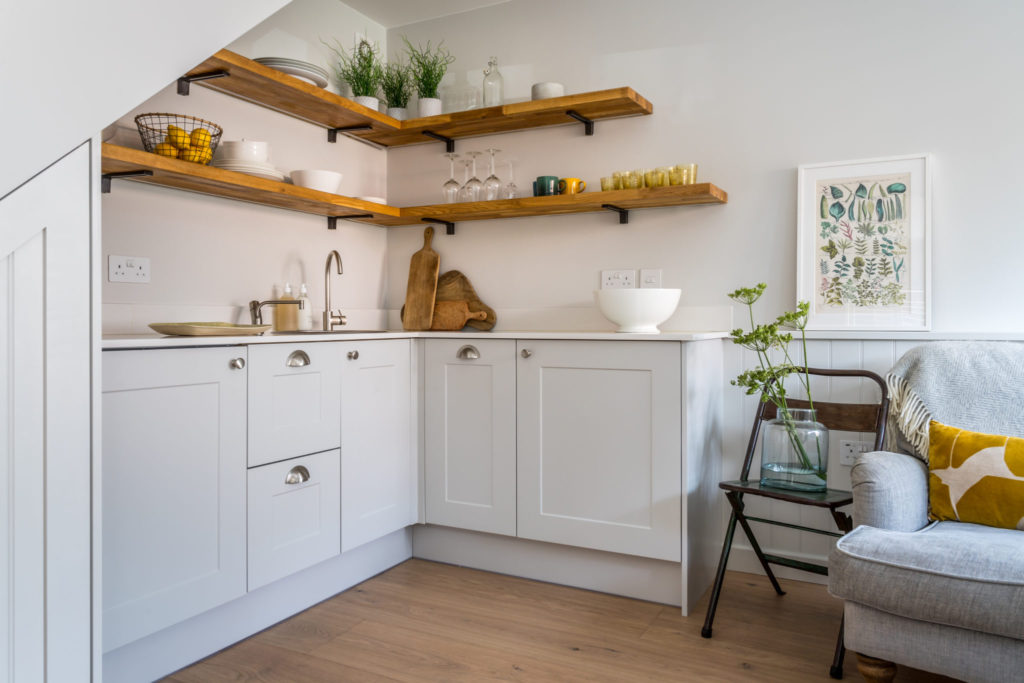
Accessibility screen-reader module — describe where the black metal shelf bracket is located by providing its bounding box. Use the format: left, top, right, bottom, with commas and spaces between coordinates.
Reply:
177, 70, 230, 96
422, 217, 456, 235
328, 125, 375, 144
602, 204, 629, 224
566, 110, 595, 136
101, 170, 154, 194
422, 131, 455, 153
327, 214, 374, 230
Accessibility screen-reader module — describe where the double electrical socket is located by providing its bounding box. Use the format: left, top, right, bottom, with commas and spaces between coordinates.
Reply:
600, 269, 663, 289
108, 255, 151, 283
839, 439, 873, 466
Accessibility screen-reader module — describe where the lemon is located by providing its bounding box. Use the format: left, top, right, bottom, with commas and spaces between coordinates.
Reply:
178, 147, 206, 163
153, 142, 178, 158
190, 128, 212, 147
196, 145, 213, 164
166, 125, 191, 150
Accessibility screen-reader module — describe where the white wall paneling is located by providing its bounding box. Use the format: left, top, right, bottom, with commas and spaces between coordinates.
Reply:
0, 143, 93, 682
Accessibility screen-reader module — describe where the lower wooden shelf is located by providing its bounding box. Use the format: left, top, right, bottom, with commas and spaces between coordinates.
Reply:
101, 144, 728, 230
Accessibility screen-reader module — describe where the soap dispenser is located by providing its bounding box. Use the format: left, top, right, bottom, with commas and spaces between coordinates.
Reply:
297, 283, 313, 331
274, 282, 299, 332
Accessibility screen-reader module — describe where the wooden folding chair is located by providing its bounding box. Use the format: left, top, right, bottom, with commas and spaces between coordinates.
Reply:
700, 368, 889, 679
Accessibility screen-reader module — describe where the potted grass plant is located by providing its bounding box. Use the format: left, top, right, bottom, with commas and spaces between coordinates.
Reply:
324, 37, 383, 111
402, 37, 455, 117
380, 60, 413, 120
728, 283, 829, 491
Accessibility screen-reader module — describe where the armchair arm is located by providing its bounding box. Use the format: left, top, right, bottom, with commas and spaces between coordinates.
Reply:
850, 450, 929, 531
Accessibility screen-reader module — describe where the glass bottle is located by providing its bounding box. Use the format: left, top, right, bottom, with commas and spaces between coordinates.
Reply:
482, 57, 504, 107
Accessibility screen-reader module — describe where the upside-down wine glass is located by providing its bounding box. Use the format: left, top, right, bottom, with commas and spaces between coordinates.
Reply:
442, 152, 461, 203
462, 150, 483, 202
483, 148, 502, 200
502, 160, 518, 199
457, 159, 474, 202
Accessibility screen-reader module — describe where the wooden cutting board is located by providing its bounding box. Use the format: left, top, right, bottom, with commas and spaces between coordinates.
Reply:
402, 226, 440, 331
430, 301, 488, 330
435, 270, 496, 331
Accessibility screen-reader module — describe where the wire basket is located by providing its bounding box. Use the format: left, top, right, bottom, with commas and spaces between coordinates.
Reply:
134, 113, 223, 165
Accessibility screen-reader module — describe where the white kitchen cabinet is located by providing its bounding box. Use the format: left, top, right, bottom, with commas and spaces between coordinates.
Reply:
247, 449, 341, 590
424, 339, 517, 536
102, 346, 248, 652
339, 340, 416, 552
248, 342, 341, 467
516, 340, 682, 561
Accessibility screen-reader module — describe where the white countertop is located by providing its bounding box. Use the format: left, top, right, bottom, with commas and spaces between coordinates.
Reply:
102, 329, 731, 349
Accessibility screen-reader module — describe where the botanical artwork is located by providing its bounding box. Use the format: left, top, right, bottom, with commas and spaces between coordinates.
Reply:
815, 172, 910, 309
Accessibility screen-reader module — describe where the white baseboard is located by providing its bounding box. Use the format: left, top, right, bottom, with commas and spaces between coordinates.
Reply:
412, 524, 686, 610
102, 529, 413, 683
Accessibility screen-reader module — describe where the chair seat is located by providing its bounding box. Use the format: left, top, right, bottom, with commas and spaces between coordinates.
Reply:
719, 480, 853, 509
829, 522, 1024, 641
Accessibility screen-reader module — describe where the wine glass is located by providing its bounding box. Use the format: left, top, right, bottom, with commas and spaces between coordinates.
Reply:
442, 152, 460, 203
502, 160, 518, 199
462, 151, 483, 202
456, 159, 474, 202
483, 148, 502, 200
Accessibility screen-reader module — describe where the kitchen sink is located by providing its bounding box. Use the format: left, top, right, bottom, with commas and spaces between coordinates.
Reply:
266, 329, 388, 335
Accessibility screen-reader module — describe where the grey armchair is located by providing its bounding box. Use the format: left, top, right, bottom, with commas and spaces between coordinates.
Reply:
827, 342, 1024, 682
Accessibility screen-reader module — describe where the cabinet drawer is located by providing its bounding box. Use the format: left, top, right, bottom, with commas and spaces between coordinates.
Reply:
248, 343, 341, 467
247, 449, 341, 591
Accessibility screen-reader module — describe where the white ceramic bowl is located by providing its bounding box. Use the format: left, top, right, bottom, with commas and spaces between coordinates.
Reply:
217, 140, 269, 163
531, 82, 565, 100
594, 288, 681, 333
291, 170, 343, 194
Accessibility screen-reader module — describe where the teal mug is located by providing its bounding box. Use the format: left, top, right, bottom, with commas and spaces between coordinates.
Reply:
534, 175, 559, 196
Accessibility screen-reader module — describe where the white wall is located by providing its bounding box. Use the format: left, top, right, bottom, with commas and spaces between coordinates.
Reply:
385, 0, 1024, 334
0, 0, 287, 198
102, 0, 390, 332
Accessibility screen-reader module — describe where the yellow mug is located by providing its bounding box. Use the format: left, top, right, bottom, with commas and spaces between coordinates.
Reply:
559, 177, 587, 194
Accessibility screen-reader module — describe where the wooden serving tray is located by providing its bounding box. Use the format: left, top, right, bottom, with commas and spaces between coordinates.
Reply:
148, 322, 271, 336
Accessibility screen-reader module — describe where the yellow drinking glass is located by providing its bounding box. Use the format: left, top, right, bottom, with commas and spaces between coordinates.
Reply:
622, 170, 643, 189
669, 168, 685, 185
600, 176, 616, 191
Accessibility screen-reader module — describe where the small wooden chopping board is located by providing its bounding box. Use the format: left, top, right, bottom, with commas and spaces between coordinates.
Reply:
402, 226, 440, 331
430, 301, 488, 330
435, 270, 496, 331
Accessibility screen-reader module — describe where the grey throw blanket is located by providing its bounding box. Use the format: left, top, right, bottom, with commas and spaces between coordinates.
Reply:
885, 341, 1024, 460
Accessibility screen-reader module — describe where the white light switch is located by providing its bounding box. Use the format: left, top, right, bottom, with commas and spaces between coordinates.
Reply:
108, 255, 151, 283
640, 269, 663, 288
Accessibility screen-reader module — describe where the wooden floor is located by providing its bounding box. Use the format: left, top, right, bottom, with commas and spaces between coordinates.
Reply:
164, 559, 956, 682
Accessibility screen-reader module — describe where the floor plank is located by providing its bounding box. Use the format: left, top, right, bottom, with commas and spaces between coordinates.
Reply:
163, 559, 957, 682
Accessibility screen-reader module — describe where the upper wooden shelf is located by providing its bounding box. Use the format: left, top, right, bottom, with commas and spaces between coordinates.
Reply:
184, 50, 653, 147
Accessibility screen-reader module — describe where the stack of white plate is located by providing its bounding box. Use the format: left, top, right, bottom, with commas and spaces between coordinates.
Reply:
254, 57, 329, 88
212, 140, 286, 181
211, 159, 286, 181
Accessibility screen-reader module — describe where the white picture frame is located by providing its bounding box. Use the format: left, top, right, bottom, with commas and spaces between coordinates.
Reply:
796, 154, 931, 331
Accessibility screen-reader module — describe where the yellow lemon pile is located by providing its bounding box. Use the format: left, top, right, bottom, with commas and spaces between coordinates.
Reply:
153, 125, 214, 164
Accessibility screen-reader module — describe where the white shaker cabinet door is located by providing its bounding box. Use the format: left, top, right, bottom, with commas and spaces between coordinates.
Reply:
516, 340, 682, 561
248, 449, 341, 590
248, 342, 341, 467
424, 339, 517, 536
102, 347, 248, 651
340, 340, 416, 552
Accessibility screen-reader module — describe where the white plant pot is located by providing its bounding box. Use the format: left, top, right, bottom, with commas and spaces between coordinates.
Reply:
418, 97, 442, 117
353, 95, 379, 111
386, 107, 408, 121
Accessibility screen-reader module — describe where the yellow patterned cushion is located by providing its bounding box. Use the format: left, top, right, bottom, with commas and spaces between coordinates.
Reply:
928, 420, 1024, 530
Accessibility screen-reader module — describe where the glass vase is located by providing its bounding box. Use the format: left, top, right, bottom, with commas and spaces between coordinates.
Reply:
760, 408, 828, 491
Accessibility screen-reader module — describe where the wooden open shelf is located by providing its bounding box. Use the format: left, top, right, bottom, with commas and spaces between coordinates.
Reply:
101, 144, 397, 224
184, 50, 653, 147
102, 144, 727, 230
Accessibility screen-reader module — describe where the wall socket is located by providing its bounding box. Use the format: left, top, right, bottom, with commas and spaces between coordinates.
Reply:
839, 440, 873, 466
108, 255, 151, 283
601, 269, 636, 289
639, 269, 663, 288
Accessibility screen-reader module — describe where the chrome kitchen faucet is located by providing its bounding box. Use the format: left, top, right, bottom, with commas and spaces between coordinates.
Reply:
324, 250, 347, 331
248, 298, 304, 326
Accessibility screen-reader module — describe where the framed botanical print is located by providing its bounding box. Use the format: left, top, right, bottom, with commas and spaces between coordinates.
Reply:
797, 154, 931, 330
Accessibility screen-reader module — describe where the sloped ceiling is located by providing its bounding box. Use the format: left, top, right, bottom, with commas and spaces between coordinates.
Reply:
339, 0, 510, 28
0, 0, 288, 198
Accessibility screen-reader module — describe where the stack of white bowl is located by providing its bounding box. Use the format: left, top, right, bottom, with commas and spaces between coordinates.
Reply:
212, 141, 285, 181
